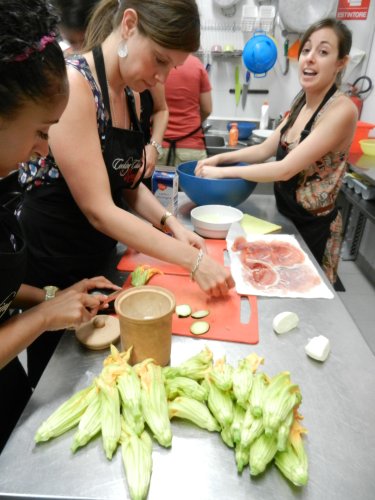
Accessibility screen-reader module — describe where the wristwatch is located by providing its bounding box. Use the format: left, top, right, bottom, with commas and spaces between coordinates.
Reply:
149, 138, 163, 159
43, 285, 60, 301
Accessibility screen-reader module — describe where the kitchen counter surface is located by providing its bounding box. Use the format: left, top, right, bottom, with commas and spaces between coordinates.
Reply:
0, 194, 374, 500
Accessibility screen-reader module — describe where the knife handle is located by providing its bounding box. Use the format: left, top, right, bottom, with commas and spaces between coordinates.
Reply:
229, 89, 269, 94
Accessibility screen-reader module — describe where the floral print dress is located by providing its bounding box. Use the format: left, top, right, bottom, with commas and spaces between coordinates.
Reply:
279, 90, 349, 283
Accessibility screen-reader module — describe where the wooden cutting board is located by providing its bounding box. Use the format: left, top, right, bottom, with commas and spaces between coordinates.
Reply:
117, 239, 228, 276
122, 274, 258, 345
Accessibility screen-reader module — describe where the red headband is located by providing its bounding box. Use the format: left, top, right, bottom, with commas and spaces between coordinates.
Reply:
13, 33, 56, 62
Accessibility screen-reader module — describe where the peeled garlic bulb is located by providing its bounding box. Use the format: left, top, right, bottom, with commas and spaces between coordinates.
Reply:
272, 311, 299, 334
305, 335, 330, 362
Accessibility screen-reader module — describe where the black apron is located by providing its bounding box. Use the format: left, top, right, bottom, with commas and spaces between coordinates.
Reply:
140, 89, 154, 145
20, 46, 146, 388
274, 85, 338, 265
164, 125, 206, 166
0, 202, 31, 453
93, 46, 146, 200
19, 46, 145, 288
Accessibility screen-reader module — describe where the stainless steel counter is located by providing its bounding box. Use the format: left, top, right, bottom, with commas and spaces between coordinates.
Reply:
1, 194, 374, 500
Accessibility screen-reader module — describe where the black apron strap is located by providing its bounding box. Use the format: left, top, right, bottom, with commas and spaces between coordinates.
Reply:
92, 46, 111, 119
164, 124, 203, 166
125, 87, 143, 133
299, 84, 337, 142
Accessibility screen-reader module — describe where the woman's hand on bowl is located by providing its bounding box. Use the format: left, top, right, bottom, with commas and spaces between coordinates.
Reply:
195, 163, 224, 179
195, 156, 221, 172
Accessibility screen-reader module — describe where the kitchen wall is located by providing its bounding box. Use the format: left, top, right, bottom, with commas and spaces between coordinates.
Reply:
196, 0, 375, 124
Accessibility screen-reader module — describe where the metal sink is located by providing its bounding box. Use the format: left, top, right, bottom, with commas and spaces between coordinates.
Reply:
204, 133, 254, 156
205, 135, 225, 147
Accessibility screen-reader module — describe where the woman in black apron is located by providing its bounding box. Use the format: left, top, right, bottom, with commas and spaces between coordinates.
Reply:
273, 84, 339, 266
195, 18, 358, 284
18, 1, 234, 387
0, 202, 31, 452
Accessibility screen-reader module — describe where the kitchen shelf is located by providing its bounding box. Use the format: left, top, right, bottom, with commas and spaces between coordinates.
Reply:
211, 50, 243, 58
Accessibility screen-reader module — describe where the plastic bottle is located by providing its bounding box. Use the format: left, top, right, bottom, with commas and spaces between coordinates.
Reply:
228, 122, 239, 146
259, 101, 269, 130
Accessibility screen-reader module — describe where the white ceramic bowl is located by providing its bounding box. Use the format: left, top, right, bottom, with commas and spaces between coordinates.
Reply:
191, 205, 243, 239
252, 129, 273, 140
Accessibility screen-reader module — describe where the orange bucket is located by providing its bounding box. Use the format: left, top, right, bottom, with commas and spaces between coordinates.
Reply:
350, 121, 375, 153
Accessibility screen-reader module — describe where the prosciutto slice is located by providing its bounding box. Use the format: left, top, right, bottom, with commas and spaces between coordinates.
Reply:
278, 265, 320, 293
233, 238, 305, 266
242, 259, 280, 290
232, 236, 322, 295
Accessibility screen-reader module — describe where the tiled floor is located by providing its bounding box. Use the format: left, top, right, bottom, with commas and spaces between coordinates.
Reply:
337, 259, 375, 355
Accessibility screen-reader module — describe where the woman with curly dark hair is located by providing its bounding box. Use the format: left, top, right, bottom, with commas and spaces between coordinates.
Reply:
0, 0, 120, 452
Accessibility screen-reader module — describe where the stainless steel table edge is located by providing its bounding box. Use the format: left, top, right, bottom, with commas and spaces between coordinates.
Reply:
1, 194, 374, 500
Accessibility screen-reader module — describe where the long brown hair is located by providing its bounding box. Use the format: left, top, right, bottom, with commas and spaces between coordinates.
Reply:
83, 0, 200, 53
282, 18, 352, 134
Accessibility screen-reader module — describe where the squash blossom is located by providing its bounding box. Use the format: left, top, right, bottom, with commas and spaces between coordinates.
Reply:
274, 419, 309, 486
130, 264, 163, 287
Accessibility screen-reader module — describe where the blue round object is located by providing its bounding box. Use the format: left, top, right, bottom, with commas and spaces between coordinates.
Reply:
177, 161, 257, 207
226, 121, 257, 140
242, 32, 277, 76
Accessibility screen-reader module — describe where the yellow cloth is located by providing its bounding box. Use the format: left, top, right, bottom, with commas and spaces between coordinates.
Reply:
240, 214, 281, 235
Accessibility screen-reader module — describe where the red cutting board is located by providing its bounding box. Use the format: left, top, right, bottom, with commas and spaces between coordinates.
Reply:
117, 239, 228, 275
122, 274, 258, 345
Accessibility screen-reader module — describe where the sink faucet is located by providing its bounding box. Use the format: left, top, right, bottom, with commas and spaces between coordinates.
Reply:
202, 123, 212, 133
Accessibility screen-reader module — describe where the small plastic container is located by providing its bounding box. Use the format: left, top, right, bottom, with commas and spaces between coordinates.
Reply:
228, 122, 239, 146
350, 121, 375, 153
259, 101, 269, 130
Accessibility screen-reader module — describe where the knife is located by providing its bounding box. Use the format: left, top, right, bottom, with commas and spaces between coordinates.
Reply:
235, 66, 241, 107
241, 71, 250, 109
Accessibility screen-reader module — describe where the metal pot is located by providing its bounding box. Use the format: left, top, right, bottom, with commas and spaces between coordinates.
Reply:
278, 0, 337, 34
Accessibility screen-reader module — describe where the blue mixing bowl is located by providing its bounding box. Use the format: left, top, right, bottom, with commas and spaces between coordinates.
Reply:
177, 161, 257, 207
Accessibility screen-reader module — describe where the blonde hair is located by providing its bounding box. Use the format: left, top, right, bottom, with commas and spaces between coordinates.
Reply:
83, 0, 200, 52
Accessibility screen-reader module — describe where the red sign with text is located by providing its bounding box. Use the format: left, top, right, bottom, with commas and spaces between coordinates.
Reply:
336, 0, 370, 20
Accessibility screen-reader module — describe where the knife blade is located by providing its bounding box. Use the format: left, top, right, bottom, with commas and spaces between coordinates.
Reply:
241, 71, 250, 109
235, 66, 241, 107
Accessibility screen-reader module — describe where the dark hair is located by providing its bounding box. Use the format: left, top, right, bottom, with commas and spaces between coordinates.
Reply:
83, 0, 200, 53
0, 0, 68, 119
52, 0, 100, 31
283, 18, 352, 133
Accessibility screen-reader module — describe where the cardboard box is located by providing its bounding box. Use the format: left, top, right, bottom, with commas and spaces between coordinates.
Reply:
152, 167, 179, 215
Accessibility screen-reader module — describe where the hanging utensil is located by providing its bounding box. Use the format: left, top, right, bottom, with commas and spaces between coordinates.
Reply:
241, 70, 250, 109
281, 38, 289, 75
235, 65, 241, 106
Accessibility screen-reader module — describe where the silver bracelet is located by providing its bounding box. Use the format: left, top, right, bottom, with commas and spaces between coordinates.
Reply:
190, 249, 204, 281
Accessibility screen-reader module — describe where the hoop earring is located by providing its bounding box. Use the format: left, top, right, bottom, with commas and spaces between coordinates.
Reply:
117, 40, 128, 58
